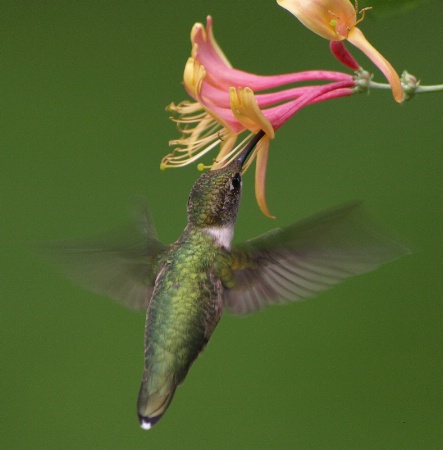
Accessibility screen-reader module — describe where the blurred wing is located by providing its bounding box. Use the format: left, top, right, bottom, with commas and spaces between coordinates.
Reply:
36, 197, 166, 311
224, 202, 410, 315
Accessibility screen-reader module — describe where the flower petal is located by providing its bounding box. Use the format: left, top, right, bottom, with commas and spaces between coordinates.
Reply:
277, 0, 356, 41
254, 137, 275, 219
262, 79, 355, 130
330, 41, 360, 71
205, 16, 232, 69
191, 20, 232, 72
230, 87, 275, 138
347, 27, 403, 103
194, 18, 351, 91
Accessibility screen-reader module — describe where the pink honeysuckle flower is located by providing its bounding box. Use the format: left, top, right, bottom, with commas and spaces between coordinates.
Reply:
277, 0, 403, 103
163, 16, 356, 217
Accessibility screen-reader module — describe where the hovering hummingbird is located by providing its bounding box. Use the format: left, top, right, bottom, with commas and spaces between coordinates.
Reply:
42, 132, 408, 429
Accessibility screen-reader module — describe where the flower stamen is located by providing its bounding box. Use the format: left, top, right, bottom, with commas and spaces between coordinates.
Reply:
355, 7, 372, 26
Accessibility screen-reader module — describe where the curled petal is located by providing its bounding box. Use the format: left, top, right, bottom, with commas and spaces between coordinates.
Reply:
183, 57, 202, 97
230, 87, 275, 138
254, 137, 275, 218
347, 27, 403, 103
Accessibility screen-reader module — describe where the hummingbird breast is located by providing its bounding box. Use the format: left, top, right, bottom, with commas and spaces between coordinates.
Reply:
137, 230, 226, 426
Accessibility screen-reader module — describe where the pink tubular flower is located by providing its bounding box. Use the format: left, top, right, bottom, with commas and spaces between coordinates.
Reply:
277, 0, 403, 103
163, 16, 356, 216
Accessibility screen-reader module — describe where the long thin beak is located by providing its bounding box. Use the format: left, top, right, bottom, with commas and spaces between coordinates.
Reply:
236, 130, 266, 167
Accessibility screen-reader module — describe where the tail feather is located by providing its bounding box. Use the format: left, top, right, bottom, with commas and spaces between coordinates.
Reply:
137, 378, 177, 430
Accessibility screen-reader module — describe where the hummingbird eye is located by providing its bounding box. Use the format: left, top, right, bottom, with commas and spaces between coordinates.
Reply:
230, 173, 241, 191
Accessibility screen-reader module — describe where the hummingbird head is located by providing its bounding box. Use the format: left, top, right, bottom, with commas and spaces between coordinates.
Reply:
187, 160, 244, 229
186, 131, 264, 246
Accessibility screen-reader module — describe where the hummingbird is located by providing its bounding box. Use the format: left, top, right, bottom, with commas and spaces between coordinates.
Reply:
42, 131, 408, 429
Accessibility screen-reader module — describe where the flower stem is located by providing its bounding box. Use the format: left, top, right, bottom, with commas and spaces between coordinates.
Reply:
414, 84, 443, 93
368, 81, 443, 93
367, 80, 391, 90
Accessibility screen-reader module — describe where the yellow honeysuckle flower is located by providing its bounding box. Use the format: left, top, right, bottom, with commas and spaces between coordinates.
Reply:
277, 0, 403, 102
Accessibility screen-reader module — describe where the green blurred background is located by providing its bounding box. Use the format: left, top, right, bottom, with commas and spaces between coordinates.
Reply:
2, 1, 442, 448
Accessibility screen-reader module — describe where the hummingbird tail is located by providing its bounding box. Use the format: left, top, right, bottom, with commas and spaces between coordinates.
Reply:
137, 378, 177, 430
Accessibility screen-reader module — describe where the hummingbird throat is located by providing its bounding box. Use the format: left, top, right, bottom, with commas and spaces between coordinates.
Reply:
204, 225, 234, 250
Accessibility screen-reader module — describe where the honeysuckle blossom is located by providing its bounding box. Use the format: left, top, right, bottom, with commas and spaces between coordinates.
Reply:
277, 0, 403, 103
163, 16, 356, 216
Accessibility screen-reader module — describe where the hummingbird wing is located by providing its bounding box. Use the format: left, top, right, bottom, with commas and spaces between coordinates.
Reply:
37, 197, 166, 311
224, 202, 410, 315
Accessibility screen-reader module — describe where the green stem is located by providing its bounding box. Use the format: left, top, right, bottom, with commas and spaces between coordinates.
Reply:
414, 84, 443, 93
368, 81, 443, 94
367, 80, 391, 90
